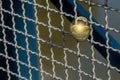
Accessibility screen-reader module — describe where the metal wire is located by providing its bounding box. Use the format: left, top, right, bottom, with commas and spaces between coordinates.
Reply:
9, 0, 21, 79
73, 0, 83, 80
104, 0, 111, 80
88, 0, 96, 79
79, 0, 120, 14
0, 0, 120, 80
59, 0, 69, 80
0, 1, 11, 80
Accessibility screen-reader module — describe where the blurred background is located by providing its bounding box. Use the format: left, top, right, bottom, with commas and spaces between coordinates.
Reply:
0, 0, 120, 80
36, 0, 120, 80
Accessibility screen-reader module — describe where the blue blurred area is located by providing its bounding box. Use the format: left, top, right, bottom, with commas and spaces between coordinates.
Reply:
0, 0, 39, 79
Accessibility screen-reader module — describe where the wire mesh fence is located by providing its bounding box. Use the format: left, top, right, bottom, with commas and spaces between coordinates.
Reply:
0, 0, 120, 80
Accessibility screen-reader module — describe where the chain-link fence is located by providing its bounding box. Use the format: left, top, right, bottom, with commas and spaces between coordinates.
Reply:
0, 0, 120, 80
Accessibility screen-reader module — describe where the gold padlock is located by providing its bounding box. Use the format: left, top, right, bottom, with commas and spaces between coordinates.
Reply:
70, 16, 90, 41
